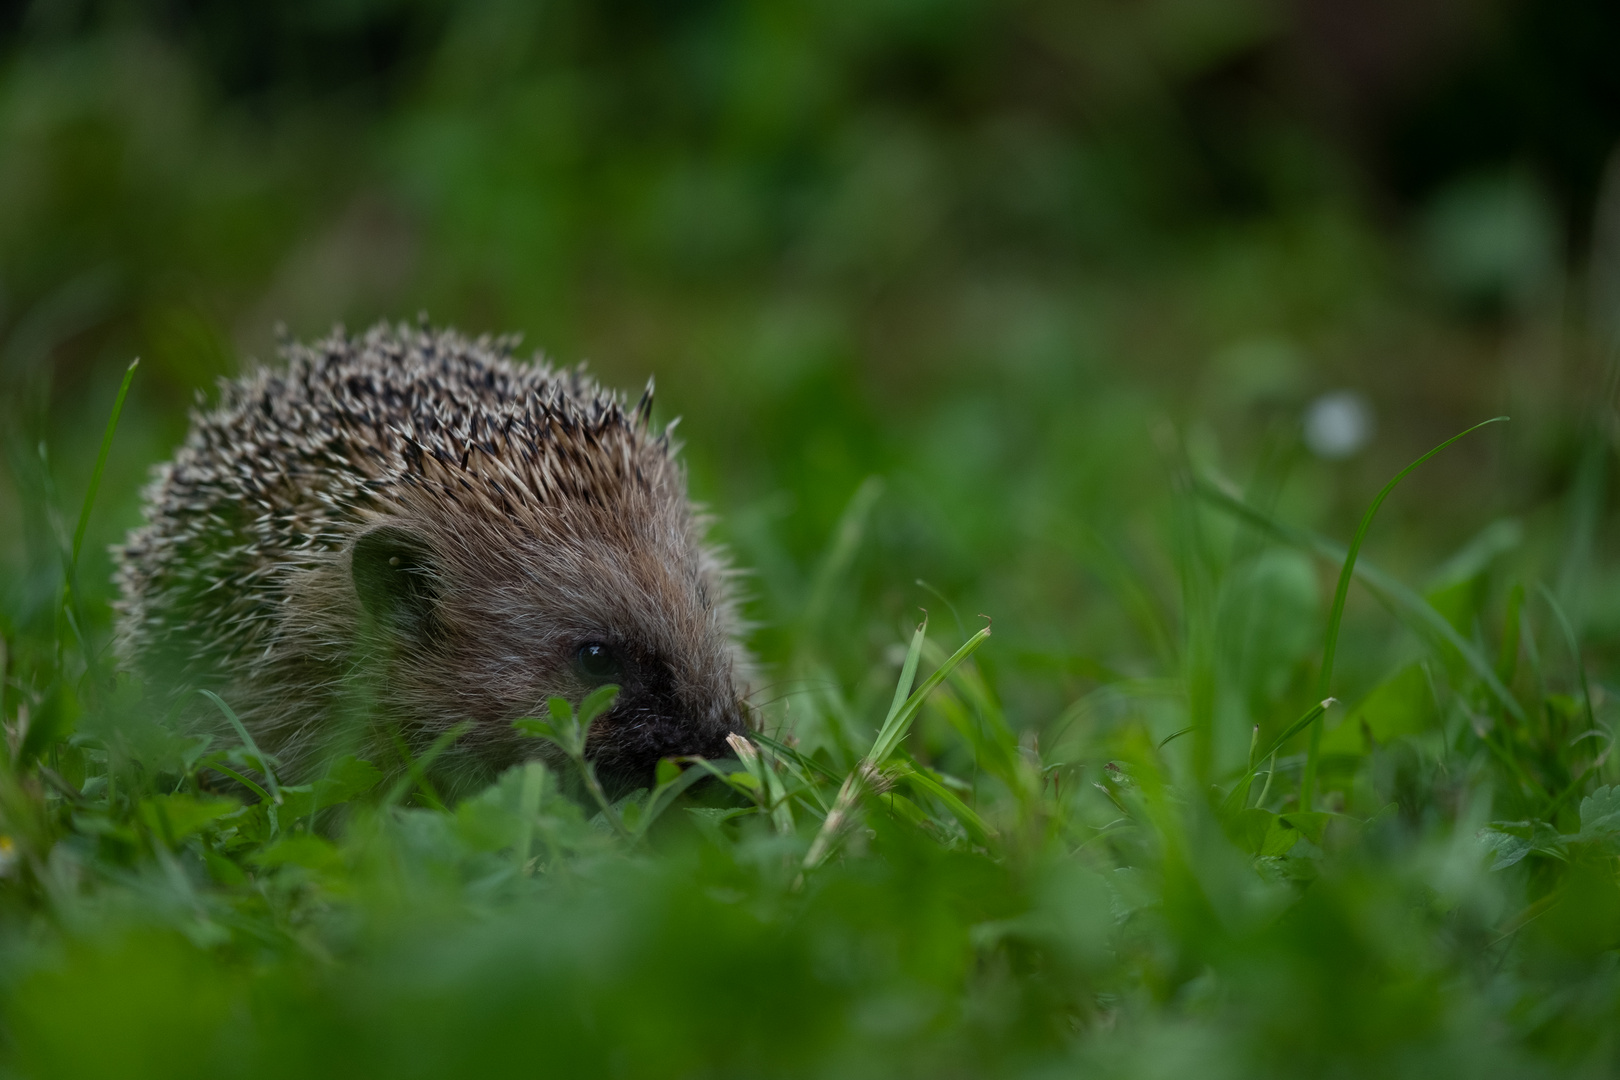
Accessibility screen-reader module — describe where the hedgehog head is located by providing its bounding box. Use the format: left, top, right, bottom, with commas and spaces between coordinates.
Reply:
336, 393, 749, 796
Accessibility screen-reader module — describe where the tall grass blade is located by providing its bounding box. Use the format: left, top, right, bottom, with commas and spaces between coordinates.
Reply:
1301, 416, 1507, 808
872, 615, 927, 762
1497, 582, 1525, 687
381, 721, 473, 808
803, 476, 883, 634
895, 763, 996, 847
802, 622, 993, 877
198, 688, 280, 801
1194, 469, 1525, 725
1219, 698, 1334, 817
69, 357, 138, 579
869, 622, 990, 765
1538, 584, 1595, 734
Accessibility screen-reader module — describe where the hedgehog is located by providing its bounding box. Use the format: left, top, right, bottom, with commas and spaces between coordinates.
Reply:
114, 321, 752, 796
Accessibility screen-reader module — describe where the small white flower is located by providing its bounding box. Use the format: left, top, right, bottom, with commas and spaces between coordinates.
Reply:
1304, 391, 1375, 460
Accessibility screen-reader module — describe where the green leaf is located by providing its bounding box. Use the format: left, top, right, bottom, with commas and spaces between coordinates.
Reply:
1225, 807, 1278, 854
251, 835, 342, 871
1279, 811, 1331, 846
896, 764, 996, 848
632, 760, 712, 842
138, 794, 242, 842
203, 850, 246, 886
1423, 519, 1522, 632
514, 717, 561, 740
1478, 828, 1532, 870
270, 785, 316, 820
1320, 664, 1434, 754
577, 684, 621, 727
20, 680, 80, 767
1480, 820, 1566, 869
1576, 787, 1620, 842
312, 756, 384, 805
1260, 816, 1303, 857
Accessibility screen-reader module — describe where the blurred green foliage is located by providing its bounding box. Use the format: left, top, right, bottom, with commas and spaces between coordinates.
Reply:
3, 1, 1620, 1077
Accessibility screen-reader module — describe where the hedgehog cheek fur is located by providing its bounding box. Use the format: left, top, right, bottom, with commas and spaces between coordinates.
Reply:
344, 512, 751, 798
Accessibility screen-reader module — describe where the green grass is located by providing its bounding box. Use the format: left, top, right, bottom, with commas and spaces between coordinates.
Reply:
0, 382, 1617, 1080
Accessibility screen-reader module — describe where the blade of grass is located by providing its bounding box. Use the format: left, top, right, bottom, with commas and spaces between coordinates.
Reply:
1220, 698, 1334, 816
198, 689, 280, 802
198, 688, 283, 835
200, 758, 273, 806
1538, 584, 1596, 734
1497, 582, 1525, 688
870, 622, 991, 765
1194, 469, 1525, 726
753, 731, 842, 785
69, 357, 138, 579
894, 762, 997, 847
381, 721, 473, 808
1301, 417, 1508, 809
871, 615, 928, 763
801, 622, 993, 877
630, 759, 715, 842
803, 476, 883, 634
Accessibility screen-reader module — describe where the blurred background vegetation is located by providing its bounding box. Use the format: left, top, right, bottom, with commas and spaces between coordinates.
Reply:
4, 0, 1620, 711
4, 2, 1620, 1074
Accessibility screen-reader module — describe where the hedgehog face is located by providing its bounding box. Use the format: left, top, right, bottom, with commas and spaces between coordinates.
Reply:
349, 494, 751, 797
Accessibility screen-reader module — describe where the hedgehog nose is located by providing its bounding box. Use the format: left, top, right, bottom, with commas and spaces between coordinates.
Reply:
697, 712, 747, 761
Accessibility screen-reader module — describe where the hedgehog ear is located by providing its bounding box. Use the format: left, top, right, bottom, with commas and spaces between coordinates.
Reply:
352, 524, 441, 643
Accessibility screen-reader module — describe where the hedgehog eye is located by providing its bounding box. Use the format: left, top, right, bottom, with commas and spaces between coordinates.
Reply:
575, 641, 622, 683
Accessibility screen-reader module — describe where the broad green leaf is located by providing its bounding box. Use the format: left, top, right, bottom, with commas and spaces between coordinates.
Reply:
313, 756, 384, 804
1480, 820, 1566, 868
1279, 811, 1331, 846
1321, 664, 1434, 755
1576, 787, 1620, 841
251, 835, 342, 871
1226, 807, 1278, 854
1260, 816, 1303, 857
138, 794, 241, 843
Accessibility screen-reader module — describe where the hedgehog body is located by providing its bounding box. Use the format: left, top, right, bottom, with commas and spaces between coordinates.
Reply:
115, 322, 751, 793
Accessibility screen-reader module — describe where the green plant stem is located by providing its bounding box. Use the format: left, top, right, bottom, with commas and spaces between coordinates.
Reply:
576, 754, 633, 842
